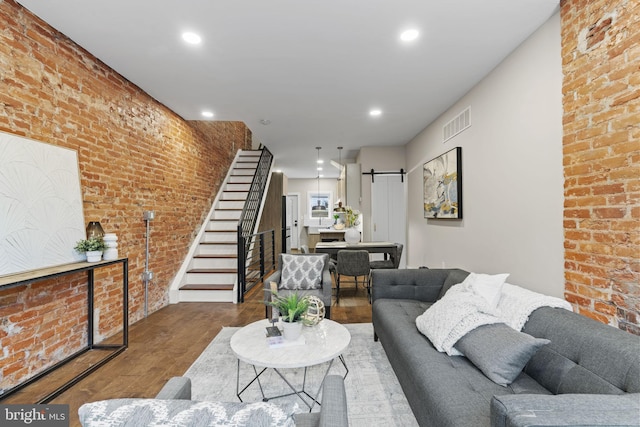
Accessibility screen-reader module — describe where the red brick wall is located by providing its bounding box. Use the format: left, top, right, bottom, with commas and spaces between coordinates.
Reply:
0, 0, 251, 391
561, 0, 640, 334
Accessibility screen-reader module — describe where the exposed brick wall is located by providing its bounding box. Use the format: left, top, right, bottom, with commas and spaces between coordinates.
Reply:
561, 0, 640, 334
0, 0, 251, 392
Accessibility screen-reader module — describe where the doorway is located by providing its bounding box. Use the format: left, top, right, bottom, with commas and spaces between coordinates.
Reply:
286, 193, 300, 251
371, 175, 406, 268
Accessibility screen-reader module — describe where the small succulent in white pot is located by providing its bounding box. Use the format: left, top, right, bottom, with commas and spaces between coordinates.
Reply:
74, 237, 107, 262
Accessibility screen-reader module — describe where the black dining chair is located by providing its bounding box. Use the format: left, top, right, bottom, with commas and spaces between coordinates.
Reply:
370, 243, 403, 270
335, 250, 371, 302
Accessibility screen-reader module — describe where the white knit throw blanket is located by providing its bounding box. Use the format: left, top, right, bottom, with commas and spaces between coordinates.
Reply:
497, 283, 573, 330
416, 285, 500, 356
416, 282, 572, 356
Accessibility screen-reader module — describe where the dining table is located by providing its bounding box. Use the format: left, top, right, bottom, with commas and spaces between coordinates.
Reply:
314, 241, 398, 263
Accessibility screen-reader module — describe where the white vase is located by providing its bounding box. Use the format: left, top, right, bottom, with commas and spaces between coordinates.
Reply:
344, 227, 360, 244
85, 251, 103, 262
103, 233, 119, 260
281, 320, 303, 341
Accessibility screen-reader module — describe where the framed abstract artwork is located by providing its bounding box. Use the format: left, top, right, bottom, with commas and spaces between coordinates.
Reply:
423, 147, 462, 219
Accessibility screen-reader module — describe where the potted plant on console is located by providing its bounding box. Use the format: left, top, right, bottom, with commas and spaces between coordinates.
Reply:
74, 237, 107, 262
269, 292, 309, 341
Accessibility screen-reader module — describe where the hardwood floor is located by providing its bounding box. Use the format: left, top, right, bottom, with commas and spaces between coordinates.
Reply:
7, 281, 373, 427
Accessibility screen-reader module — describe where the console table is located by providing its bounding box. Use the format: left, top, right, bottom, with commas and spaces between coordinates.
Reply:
0, 258, 128, 403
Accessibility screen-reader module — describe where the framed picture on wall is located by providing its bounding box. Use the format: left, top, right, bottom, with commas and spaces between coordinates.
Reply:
423, 147, 462, 219
309, 191, 332, 218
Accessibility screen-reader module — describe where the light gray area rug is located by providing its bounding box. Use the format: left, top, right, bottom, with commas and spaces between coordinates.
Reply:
184, 322, 418, 427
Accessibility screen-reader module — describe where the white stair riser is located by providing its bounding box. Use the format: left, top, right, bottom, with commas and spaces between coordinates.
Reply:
225, 183, 251, 191
207, 221, 237, 231
236, 160, 258, 166
217, 200, 245, 210
214, 210, 241, 220
186, 272, 237, 285
178, 289, 234, 303
197, 246, 237, 256
203, 232, 237, 243
228, 175, 253, 184
222, 192, 248, 201
191, 258, 237, 269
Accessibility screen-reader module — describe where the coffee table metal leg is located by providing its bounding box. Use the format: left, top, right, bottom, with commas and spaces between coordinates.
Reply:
236, 354, 349, 410
236, 359, 268, 402
272, 368, 314, 409
308, 358, 335, 411
308, 354, 349, 412
339, 354, 349, 379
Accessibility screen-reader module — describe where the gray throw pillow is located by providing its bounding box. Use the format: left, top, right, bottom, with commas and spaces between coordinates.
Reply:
280, 254, 325, 290
455, 323, 550, 386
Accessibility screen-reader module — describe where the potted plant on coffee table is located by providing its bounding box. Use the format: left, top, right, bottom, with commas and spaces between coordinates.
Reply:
74, 237, 107, 262
268, 291, 309, 341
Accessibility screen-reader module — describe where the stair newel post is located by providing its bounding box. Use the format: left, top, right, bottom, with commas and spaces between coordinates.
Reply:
237, 224, 245, 303
259, 233, 265, 281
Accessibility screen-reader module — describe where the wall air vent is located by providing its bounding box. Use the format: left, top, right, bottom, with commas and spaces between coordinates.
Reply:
443, 106, 471, 143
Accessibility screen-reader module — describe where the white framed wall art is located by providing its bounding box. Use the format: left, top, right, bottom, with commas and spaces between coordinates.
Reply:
0, 131, 86, 276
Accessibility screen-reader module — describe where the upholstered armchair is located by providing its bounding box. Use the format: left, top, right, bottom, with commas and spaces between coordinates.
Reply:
264, 253, 333, 319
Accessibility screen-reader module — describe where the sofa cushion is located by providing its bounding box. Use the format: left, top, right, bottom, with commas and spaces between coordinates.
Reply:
455, 323, 550, 386
280, 254, 325, 290
78, 399, 298, 427
491, 393, 640, 427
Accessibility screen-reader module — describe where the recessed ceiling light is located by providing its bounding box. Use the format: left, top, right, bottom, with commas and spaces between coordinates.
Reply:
319, 174, 324, 178
260, 119, 271, 125
201, 111, 214, 118
369, 109, 382, 117
317, 167, 323, 171
317, 159, 324, 164
182, 32, 202, 45
400, 29, 419, 42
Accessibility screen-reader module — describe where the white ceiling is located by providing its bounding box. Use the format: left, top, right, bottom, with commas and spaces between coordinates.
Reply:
17, 0, 559, 178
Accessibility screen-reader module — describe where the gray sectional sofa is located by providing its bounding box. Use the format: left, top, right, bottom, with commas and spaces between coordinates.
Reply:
371, 268, 640, 427
78, 375, 349, 427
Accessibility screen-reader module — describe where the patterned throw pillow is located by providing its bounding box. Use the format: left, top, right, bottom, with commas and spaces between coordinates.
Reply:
78, 399, 298, 427
280, 254, 325, 290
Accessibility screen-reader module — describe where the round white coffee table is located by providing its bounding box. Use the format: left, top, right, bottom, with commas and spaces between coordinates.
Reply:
230, 318, 351, 409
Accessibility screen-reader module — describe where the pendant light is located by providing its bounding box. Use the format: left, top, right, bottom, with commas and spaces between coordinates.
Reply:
316, 146, 322, 225
337, 146, 343, 206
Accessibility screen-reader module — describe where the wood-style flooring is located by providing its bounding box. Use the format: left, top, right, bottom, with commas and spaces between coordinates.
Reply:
4, 280, 373, 427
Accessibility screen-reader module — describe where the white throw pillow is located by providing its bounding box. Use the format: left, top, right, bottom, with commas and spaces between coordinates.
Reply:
461, 272, 509, 308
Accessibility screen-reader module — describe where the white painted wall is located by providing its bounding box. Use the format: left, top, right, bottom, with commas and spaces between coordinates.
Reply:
405, 12, 564, 296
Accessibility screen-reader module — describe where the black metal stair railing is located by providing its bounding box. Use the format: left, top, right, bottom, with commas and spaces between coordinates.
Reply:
237, 147, 274, 302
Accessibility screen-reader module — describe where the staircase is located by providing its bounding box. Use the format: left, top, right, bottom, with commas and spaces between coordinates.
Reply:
171, 150, 263, 303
